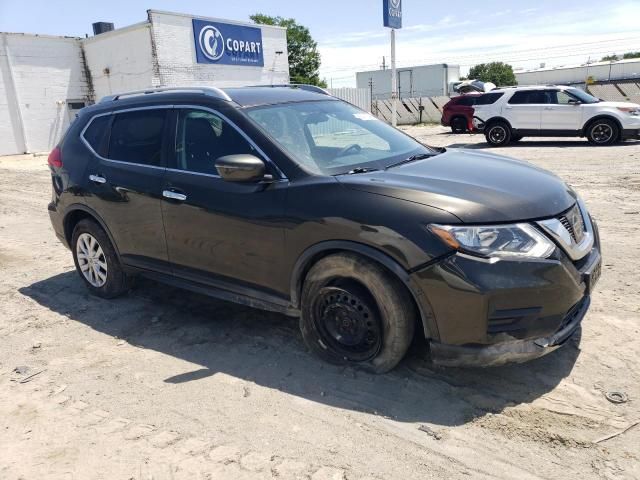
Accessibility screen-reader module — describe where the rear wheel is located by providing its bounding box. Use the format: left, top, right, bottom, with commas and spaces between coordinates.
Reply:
587, 119, 619, 145
451, 117, 468, 134
485, 121, 512, 146
299, 253, 416, 373
72, 219, 130, 298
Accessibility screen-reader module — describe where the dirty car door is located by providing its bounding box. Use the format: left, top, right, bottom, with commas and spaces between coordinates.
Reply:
161, 107, 288, 297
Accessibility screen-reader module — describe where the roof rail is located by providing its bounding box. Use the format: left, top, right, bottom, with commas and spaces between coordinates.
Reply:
247, 84, 331, 95
99, 86, 232, 103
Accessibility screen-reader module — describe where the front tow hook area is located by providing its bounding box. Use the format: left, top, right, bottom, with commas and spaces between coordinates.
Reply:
430, 297, 590, 368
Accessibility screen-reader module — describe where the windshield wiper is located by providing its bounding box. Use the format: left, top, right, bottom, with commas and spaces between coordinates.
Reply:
385, 151, 440, 170
340, 167, 379, 175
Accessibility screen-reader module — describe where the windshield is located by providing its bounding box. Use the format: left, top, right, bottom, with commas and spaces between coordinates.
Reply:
566, 88, 600, 104
246, 100, 434, 175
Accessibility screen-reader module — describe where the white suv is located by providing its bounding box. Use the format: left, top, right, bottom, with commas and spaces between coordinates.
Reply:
472, 85, 640, 146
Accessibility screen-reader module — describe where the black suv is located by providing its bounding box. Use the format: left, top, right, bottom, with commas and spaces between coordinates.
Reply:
48, 85, 602, 372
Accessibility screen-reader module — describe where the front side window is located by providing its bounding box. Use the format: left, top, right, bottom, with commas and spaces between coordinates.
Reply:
554, 91, 576, 105
175, 109, 257, 175
246, 100, 434, 175
108, 109, 167, 166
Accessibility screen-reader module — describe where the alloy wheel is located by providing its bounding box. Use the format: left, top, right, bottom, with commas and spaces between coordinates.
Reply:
76, 233, 108, 287
489, 125, 507, 144
591, 123, 614, 144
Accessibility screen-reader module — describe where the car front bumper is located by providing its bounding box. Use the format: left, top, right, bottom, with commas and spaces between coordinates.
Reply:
429, 296, 590, 367
409, 219, 601, 367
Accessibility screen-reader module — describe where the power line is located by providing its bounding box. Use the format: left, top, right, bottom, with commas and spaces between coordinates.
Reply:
320, 35, 640, 75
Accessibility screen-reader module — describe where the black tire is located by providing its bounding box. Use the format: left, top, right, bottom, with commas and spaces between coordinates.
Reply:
299, 253, 416, 373
71, 219, 130, 299
586, 119, 619, 145
485, 121, 512, 146
451, 117, 467, 134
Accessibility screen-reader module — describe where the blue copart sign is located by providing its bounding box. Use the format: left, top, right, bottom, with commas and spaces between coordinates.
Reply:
193, 19, 265, 67
383, 0, 403, 29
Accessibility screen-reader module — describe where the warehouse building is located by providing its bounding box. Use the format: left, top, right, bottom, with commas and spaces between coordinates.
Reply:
356, 64, 460, 100
515, 58, 640, 86
0, 10, 289, 156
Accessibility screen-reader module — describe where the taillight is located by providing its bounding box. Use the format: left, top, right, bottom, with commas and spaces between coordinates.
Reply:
48, 146, 62, 168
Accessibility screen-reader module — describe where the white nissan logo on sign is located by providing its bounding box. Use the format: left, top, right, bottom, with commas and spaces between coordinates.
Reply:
390, 0, 401, 7
199, 25, 225, 61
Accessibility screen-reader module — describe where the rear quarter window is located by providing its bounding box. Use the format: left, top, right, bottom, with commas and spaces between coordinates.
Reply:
82, 115, 111, 156
455, 96, 477, 106
475, 93, 504, 105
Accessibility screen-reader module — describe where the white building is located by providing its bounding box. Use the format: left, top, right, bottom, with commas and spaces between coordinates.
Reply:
356, 64, 460, 100
515, 58, 640, 86
0, 9, 289, 156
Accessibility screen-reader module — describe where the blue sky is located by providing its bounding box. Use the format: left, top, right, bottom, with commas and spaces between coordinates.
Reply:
1, 0, 639, 86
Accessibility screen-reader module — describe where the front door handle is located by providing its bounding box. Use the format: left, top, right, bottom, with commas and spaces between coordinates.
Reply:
163, 190, 187, 201
89, 174, 106, 184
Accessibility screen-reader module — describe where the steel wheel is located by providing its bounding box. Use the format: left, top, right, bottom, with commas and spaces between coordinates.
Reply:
590, 123, 614, 144
76, 232, 108, 287
312, 286, 382, 362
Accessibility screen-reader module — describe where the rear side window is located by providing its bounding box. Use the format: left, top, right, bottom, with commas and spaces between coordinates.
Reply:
108, 109, 167, 166
83, 115, 111, 156
475, 92, 504, 105
508, 91, 549, 104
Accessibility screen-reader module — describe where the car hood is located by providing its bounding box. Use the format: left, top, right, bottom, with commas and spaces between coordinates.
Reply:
592, 101, 640, 108
336, 149, 576, 223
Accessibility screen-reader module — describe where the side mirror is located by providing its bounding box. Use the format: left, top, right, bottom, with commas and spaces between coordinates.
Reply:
215, 154, 267, 183
568, 99, 581, 105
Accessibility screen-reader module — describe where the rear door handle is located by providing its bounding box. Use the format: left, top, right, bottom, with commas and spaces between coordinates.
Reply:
544, 107, 554, 110
163, 190, 187, 201
504, 106, 513, 110
89, 174, 106, 184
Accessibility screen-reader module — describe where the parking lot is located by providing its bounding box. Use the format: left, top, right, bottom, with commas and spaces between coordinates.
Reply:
1, 126, 639, 479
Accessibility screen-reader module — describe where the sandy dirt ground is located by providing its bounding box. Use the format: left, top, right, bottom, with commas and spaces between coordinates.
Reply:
1, 127, 639, 479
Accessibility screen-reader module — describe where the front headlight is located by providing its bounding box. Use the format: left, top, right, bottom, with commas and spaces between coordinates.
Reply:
429, 223, 555, 259
617, 107, 640, 116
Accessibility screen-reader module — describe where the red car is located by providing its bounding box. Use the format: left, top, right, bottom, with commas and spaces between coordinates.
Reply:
441, 94, 480, 133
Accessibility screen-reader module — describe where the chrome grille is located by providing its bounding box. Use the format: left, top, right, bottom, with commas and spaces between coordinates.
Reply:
558, 204, 586, 244
537, 199, 594, 261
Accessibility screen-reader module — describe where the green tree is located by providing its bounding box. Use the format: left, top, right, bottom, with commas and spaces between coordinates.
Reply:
601, 54, 619, 61
468, 62, 516, 86
622, 51, 640, 59
250, 14, 326, 87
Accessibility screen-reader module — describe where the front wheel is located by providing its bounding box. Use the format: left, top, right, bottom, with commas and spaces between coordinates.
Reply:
299, 253, 416, 373
587, 119, 619, 145
72, 219, 130, 298
485, 121, 512, 146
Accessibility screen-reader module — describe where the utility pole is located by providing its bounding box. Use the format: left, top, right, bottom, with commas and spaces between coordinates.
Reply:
369, 77, 374, 113
381, 57, 386, 70
382, 0, 402, 127
391, 29, 397, 126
